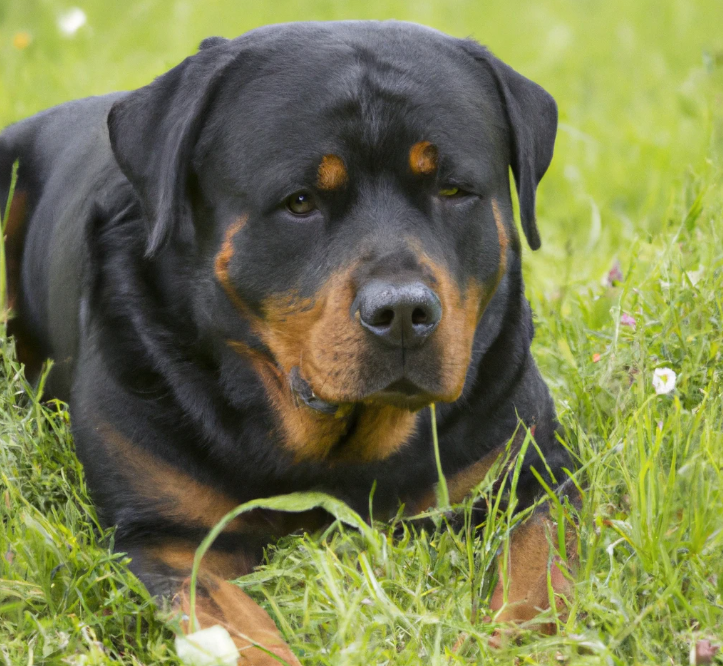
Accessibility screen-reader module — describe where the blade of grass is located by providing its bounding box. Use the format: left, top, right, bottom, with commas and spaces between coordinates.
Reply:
188, 492, 377, 634
430, 403, 449, 509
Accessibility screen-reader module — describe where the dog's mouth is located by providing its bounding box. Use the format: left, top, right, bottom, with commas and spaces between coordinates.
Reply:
288, 366, 342, 415
370, 377, 437, 410
288, 366, 435, 415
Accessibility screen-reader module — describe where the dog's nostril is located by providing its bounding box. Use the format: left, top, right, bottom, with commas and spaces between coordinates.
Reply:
411, 307, 428, 325
373, 309, 395, 327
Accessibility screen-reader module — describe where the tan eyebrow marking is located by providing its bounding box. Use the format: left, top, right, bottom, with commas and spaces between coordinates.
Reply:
409, 141, 438, 176
317, 154, 348, 191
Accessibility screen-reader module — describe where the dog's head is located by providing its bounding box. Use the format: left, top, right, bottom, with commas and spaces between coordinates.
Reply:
108, 21, 556, 458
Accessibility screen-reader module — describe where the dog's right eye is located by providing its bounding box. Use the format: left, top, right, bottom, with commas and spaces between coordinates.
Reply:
286, 191, 317, 215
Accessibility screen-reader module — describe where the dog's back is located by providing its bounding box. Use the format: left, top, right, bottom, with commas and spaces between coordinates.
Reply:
1, 93, 126, 396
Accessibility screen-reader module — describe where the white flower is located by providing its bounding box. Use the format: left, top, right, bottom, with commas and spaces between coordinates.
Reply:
176, 625, 239, 666
652, 368, 676, 395
686, 266, 704, 287
58, 8, 87, 37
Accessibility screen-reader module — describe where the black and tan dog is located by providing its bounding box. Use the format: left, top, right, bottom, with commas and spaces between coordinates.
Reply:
1, 20, 576, 663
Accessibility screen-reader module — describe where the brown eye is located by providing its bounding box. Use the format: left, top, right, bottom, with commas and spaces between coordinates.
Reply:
286, 191, 316, 215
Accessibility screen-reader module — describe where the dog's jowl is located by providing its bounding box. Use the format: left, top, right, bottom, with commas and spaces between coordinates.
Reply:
0, 20, 576, 663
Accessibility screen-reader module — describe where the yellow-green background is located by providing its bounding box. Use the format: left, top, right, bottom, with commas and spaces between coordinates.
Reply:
2, 0, 722, 292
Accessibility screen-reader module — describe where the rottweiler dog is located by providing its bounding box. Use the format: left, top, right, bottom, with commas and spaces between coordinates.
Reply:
1, 20, 576, 663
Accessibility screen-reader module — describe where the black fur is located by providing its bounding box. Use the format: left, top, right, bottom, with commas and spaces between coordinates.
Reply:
0, 20, 570, 595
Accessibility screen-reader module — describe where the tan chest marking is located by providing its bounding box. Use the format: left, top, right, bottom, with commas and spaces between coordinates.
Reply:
98, 422, 246, 532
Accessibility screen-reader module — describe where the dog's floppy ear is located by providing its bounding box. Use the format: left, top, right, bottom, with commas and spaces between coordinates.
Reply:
462, 42, 558, 251
108, 45, 238, 256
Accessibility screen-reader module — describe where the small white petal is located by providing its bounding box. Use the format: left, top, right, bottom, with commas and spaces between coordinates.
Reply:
58, 8, 87, 36
176, 626, 240, 666
652, 368, 677, 395
686, 266, 704, 287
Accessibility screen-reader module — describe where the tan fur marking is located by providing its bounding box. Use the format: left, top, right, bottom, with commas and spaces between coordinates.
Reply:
446, 450, 503, 504
177, 571, 302, 665
259, 272, 366, 403
418, 257, 485, 401
99, 424, 247, 532
227, 338, 347, 460
409, 141, 438, 175
228, 337, 419, 463
418, 200, 509, 401
226, 240, 503, 461
216, 222, 504, 463
489, 512, 577, 633
213, 216, 401, 464
214, 217, 248, 313
411, 430, 527, 512
317, 154, 348, 191
149, 541, 255, 581
412, 447, 503, 513
140, 542, 301, 665
491, 197, 509, 282
223, 260, 421, 462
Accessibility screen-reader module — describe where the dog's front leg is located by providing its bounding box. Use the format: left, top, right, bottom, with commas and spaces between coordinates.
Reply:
125, 541, 301, 666
488, 503, 578, 634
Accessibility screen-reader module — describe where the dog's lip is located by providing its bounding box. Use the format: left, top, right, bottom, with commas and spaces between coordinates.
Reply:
367, 377, 436, 410
288, 366, 341, 415
375, 377, 427, 398
289, 366, 434, 415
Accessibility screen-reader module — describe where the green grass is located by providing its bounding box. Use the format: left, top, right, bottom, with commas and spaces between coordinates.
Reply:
1, 1, 723, 663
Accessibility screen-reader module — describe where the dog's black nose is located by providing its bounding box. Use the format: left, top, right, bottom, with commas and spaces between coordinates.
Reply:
356, 280, 442, 348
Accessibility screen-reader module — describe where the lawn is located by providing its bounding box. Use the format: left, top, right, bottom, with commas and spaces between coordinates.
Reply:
1, 1, 722, 664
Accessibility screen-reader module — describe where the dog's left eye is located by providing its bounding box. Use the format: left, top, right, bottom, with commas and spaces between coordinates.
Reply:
286, 191, 317, 215
438, 186, 464, 198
